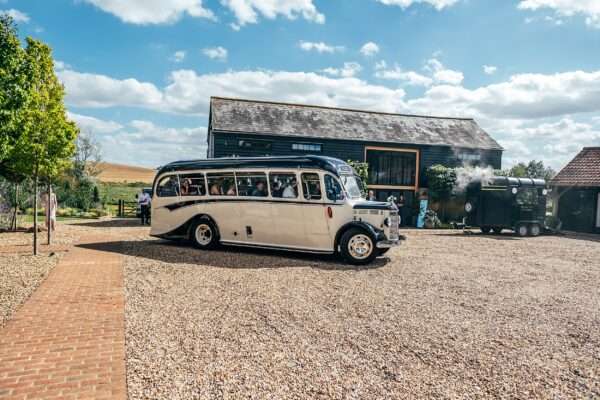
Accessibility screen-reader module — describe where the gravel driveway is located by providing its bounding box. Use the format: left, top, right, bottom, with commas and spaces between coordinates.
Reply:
121, 229, 600, 399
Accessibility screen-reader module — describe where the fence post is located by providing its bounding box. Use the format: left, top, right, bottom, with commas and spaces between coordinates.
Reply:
118, 200, 123, 217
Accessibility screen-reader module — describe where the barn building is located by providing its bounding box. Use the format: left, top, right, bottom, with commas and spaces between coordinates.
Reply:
207, 97, 503, 205
551, 147, 600, 233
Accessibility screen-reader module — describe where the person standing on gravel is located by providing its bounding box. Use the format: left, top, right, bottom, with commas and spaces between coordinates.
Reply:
138, 190, 151, 225
41, 189, 57, 232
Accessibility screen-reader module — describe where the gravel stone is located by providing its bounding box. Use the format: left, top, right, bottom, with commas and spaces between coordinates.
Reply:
113, 229, 598, 398
0, 252, 58, 327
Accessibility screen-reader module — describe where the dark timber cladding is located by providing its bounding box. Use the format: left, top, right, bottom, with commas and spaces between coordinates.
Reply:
550, 147, 600, 233
207, 97, 503, 196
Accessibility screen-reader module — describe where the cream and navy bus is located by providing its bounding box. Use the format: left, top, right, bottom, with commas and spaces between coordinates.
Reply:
150, 156, 401, 264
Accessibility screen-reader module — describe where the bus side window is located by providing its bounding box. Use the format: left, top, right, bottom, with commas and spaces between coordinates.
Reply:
179, 173, 206, 196
156, 175, 179, 197
269, 173, 298, 198
207, 173, 237, 196
236, 172, 268, 197
301, 173, 322, 200
324, 175, 344, 201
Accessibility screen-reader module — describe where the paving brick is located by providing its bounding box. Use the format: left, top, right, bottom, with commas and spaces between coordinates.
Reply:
0, 236, 126, 400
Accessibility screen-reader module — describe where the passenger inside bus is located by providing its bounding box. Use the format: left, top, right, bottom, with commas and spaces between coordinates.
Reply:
251, 181, 268, 197
209, 179, 222, 195
282, 178, 298, 198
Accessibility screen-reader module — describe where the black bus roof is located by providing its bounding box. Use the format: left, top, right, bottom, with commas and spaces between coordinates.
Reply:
156, 155, 354, 177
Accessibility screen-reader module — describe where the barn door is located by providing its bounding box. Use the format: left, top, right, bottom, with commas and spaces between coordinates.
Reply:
596, 192, 600, 229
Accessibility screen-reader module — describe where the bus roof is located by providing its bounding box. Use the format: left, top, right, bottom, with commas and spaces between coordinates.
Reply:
155, 155, 354, 177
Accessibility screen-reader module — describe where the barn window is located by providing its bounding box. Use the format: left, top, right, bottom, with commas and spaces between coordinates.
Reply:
458, 153, 481, 162
238, 139, 272, 151
291, 143, 322, 152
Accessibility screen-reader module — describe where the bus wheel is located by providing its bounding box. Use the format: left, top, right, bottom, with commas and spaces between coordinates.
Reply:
190, 218, 219, 250
529, 224, 541, 237
516, 223, 528, 237
492, 227, 503, 234
480, 226, 491, 234
340, 228, 377, 265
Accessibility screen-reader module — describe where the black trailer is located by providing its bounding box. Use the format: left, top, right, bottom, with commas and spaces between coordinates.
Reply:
464, 176, 548, 236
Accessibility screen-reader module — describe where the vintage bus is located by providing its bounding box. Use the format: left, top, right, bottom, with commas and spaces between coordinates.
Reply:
150, 156, 401, 264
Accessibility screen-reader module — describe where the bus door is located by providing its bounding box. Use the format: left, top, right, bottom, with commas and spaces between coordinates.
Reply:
299, 172, 331, 250
234, 172, 273, 244
152, 174, 181, 233
268, 172, 305, 248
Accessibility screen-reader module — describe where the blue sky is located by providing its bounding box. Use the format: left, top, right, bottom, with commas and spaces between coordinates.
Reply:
4, 0, 600, 169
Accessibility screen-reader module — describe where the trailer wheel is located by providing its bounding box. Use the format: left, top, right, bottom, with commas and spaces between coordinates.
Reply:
529, 224, 541, 237
480, 226, 491, 234
516, 223, 528, 237
492, 227, 503, 234
190, 217, 219, 250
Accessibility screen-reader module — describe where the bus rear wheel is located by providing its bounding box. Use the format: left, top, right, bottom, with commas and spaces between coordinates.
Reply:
340, 228, 377, 265
190, 218, 219, 250
480, 226, 491, 234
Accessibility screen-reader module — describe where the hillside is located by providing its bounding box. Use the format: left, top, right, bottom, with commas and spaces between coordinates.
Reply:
96, 162, 156, 183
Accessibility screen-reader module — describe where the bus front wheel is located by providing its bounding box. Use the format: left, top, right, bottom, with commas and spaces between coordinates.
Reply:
190, 218, 219, 250
529, 224, 541, 237
340, 228, 377, 265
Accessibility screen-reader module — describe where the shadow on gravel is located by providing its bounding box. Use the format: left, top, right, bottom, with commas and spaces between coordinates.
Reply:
67, 218, 145, 228
77, 239, 390, 271
432, 232, 523, 241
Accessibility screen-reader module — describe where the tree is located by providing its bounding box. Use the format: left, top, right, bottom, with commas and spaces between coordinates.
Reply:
74, 130, 103, 178
10, 38, 77, 253
426, 164, 457, 221
0, 14, 27, 163
507, 160, 556, 181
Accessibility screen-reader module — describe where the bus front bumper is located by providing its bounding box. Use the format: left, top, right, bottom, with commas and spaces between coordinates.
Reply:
376, 234, 406, 249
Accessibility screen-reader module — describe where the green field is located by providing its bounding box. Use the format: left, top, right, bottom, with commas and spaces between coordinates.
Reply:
98, 182, 150, 204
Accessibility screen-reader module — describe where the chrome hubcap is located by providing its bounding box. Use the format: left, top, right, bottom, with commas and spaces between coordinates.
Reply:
531, 225, 540, 236
348, 234, 373, 259
519, 226, 527, 236
195, 224, 212, 245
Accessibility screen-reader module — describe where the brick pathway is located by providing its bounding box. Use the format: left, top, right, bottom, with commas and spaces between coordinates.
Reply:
0, 235, 126, 400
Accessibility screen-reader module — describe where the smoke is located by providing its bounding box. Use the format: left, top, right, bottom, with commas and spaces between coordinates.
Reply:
454, 165, 495, 193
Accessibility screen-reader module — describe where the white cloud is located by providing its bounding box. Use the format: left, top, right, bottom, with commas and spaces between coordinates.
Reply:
425, 58, 464, 85
57, 69, 164, 109
376, 0, 459, 11
374, 61, 433, 86
170, 51, 186, 63
2, 9, 30, 23
58, 64, 600, 169
80, 0, 215, 24
202, 46, 228, 61
518, 0, 600, 28
374, 58, 462, 86
220, 0, 325, 28
68, 112, 123, 134
299, 41, 344, 54
360, 42, 380, 57
68, 114, 207, 168
483, 65, 497, 75
321, 62, 362, 78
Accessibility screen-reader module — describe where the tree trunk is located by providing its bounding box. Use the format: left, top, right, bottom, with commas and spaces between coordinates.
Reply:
47, 181, 51, 245
33, 174, 38, 256
11, 183, 18, 231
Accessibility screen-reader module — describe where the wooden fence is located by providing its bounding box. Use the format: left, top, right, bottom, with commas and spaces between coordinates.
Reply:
109, 200, 138, 218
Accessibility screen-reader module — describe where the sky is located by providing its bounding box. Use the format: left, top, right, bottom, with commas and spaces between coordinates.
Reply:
3, 0, 600, 169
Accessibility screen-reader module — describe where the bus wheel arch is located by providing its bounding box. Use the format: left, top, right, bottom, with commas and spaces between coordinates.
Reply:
335, 223, 379, 265
188, 214, 220, 249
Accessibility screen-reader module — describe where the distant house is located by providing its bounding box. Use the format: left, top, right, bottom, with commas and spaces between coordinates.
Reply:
550, 147, 600, 233
207, 97, 503, 204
